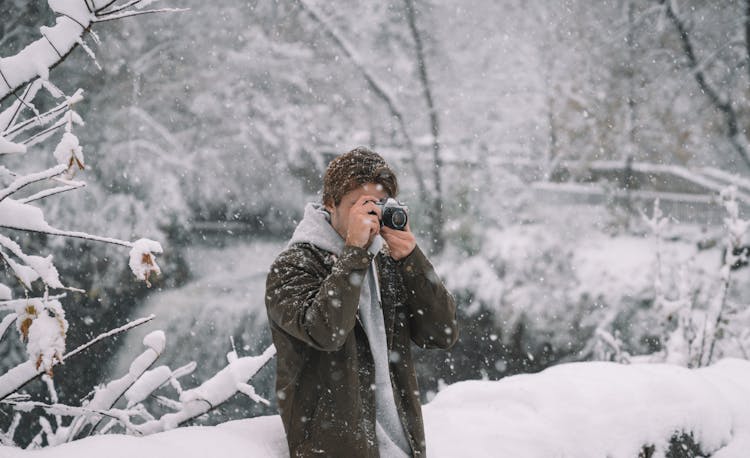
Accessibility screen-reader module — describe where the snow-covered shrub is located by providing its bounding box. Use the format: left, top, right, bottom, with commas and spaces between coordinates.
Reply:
620, 190, 750, 367
430, 185, 748, 385
423, 216, 585, 386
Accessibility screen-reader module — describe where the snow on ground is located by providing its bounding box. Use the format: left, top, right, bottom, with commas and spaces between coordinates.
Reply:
0, 415, 288, 457
4, 358, 749, 457
425, 359, 750, 458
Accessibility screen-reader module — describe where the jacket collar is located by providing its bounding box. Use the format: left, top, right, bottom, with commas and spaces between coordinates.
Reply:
287, 202, 384, 257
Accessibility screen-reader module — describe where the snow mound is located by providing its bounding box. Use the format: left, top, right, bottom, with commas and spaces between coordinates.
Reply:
3, 359, 748, 457
424, 358, 750, 457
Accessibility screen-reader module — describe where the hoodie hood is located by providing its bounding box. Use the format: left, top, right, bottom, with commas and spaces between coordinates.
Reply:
287, 202, 384, 257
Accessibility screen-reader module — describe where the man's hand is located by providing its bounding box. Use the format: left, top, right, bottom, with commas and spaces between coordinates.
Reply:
381, 221, 416, 261
345, 195, 382, 249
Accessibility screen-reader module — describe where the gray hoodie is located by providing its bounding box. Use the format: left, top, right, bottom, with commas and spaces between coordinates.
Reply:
287, 202, 411, 457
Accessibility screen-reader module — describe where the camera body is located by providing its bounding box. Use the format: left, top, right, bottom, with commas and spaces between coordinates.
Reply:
374, 197, 409, 231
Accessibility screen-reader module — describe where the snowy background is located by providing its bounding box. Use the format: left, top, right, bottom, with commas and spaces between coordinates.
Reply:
3, 0, 750, 456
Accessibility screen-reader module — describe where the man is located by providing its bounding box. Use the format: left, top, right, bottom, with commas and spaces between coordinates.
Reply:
265, 147, 458, 457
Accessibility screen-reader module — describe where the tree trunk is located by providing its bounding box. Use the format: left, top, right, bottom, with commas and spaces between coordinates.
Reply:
294, 0, 430, 211
662, 0, 750, 170
403, 0, 445, 253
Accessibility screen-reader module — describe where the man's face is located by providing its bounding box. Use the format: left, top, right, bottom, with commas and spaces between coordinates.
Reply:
325, 182, 388, 241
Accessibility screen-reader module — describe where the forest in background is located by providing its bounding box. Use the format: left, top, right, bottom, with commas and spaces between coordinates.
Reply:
3, 0, 750, 448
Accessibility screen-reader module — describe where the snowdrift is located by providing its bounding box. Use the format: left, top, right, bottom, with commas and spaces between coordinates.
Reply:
3, 359, 749, 457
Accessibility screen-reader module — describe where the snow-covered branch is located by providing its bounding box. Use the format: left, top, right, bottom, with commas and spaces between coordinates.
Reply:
0, 0, 204, 451
17, 181, 87, 204
130, 344, 276, 435
0, 2, 182, 104
0, 314, 156, 401
66, 330, 166, 440
0, 2, 91, 103
0, 1, 169, 298
1, 326, 275, 448
0, 312, 17, 342
62, 314, 156, 361
0, 165, 68, 202
0, 197, 163, 281
92, 7, 188, 23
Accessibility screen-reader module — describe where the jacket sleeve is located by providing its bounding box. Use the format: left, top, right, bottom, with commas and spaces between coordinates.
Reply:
265, 243, 373, 352
397, 244, 459, 349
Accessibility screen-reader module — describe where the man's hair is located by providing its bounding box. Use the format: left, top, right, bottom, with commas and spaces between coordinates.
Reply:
322, 146, 398, 207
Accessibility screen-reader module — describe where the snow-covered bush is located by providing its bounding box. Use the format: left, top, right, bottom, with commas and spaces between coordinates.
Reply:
431, 181, 750, 384
0, 0, 274, 450
613, 189, 750, 367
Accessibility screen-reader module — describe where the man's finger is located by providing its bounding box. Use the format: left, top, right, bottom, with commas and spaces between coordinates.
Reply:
356, 195, 380, 206
364, 202, 382, 218
382, 226, 407, 238
353, 197, 381, 218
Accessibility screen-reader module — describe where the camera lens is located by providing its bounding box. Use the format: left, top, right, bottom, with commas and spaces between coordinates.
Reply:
391, 210, 407, 228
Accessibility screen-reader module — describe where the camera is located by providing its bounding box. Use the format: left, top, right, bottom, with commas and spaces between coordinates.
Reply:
373, 197, 408, 231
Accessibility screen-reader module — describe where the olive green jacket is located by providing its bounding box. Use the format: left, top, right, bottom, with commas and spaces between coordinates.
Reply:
265, 241, 458, 457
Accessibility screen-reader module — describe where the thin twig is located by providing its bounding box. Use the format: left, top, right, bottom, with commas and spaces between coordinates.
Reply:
94, 8, 188, 23
19, 119, 67, 146
94, 0, 120, 14
3, 103, 69, 139
1, 80, 36, 132
0, 164, 68, 202
18, 183, 87, 204
63, 314, 156, 361
98, 0, 145, 16
0, 293, 68, 309
0, 224, 132, 249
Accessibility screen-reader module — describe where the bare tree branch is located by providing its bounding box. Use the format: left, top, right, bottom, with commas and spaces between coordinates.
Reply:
294, 0, 429, 203
661, 0, 750, 169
